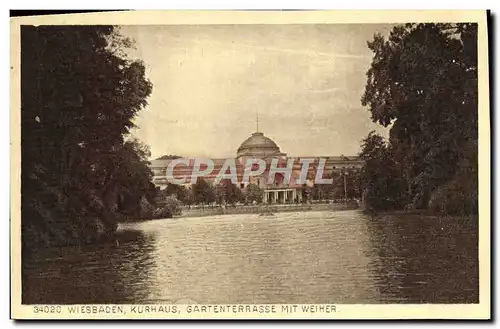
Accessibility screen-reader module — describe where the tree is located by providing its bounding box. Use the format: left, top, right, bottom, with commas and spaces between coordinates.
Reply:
21, 26, 153, 252
115, 138, 157, 220
156, 154, 182, 160
359, 132, 407, 211
361, 23, 477, 212
243, 183, 263, 204
161, 183, 190, 204
329, 170, 361, 201
184, 187, 195, 205
216, 179, 243, 205
192, 178, 216, 204
153, 195, 183, 219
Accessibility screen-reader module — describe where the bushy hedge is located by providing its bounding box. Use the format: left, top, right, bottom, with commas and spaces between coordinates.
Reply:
151, 196, 183, 219
428, 174, 478, 216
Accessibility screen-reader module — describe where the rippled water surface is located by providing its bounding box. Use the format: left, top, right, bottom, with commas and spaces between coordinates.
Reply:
22, 210, 478, 304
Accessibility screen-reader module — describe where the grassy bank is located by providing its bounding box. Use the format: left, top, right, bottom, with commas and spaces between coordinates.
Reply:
178, 202, 359, 218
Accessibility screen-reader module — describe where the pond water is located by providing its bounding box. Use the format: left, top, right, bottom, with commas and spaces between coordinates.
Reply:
22, 210, 478, 304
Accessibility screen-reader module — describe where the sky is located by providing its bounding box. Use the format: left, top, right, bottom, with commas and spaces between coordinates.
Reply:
120, 24, 394, 159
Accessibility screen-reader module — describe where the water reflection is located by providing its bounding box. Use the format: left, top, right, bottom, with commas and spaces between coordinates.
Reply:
135, 212, 379, 304
364, 214, 478, 303
22, 229, 157, 304
22, 210, 478, 304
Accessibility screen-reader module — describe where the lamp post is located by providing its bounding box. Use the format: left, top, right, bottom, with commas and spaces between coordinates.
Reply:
343, 171, 349, 202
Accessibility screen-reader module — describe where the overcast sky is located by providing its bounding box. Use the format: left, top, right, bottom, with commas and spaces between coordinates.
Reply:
120, 24, 394, 159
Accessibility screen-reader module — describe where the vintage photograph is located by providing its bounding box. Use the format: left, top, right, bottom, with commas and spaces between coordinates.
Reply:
11, 10, 489, 319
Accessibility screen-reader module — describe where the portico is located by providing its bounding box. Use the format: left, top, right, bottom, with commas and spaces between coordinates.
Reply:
263, 188, 301, 204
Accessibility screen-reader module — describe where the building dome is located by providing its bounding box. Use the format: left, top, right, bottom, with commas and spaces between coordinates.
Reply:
237, 132, 282, 158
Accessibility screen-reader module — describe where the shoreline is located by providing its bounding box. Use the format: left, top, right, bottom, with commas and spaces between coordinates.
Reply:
363, 209, 479, 222
118, 203, 360, 224
176, 202, 359, 218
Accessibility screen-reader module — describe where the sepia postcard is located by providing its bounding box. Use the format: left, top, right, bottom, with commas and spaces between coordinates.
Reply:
10, 10, 490, 320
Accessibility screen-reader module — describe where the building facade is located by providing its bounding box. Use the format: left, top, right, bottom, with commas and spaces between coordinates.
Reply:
149, 131, 363, 204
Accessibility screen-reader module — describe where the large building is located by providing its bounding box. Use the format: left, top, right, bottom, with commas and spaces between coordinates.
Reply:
149, 130, 363, 203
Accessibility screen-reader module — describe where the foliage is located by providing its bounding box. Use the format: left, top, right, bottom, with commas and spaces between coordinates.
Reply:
315, 171, 361, 200
184, 187, 195, 205
359, 132, 407, 211
115, 138, 157, 219
164, 195, 183, 216
21, 26, 153, 253
243, 183, 264, 203
191, 178, 216, 204
153, 195, 183, 219
139, 196, 155, 219
160, 183, 192, 205
216, 179, 243, 204
156, 154, 182, 160
360, 23, 477, 214
428, 140, 478, 215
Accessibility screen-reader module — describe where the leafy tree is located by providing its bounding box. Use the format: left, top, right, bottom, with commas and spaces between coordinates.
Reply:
153, 195, 183, 219
359, 132, 407, 211
310, 184, 328, 200
139, 195, 155, 219
243, 183, 264, 204
161, 183, 190, 204
361, 23, 477, 212
156, 154, 182, 160
184, 187, 195, 205
216, 179, 243, 205
192, 178, 216, 204
163, 196, 183, 216
328, 170, 361, 201
21, 26, 153, 252
115, 138, 157, 219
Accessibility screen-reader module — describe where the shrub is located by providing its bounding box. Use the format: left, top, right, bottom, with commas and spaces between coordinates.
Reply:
139, 196, 155, 218
153, 195, 183, 219
428, 174, 478, 216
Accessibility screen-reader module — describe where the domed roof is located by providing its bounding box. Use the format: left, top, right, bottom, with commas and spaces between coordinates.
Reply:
237, 132, 282, 158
